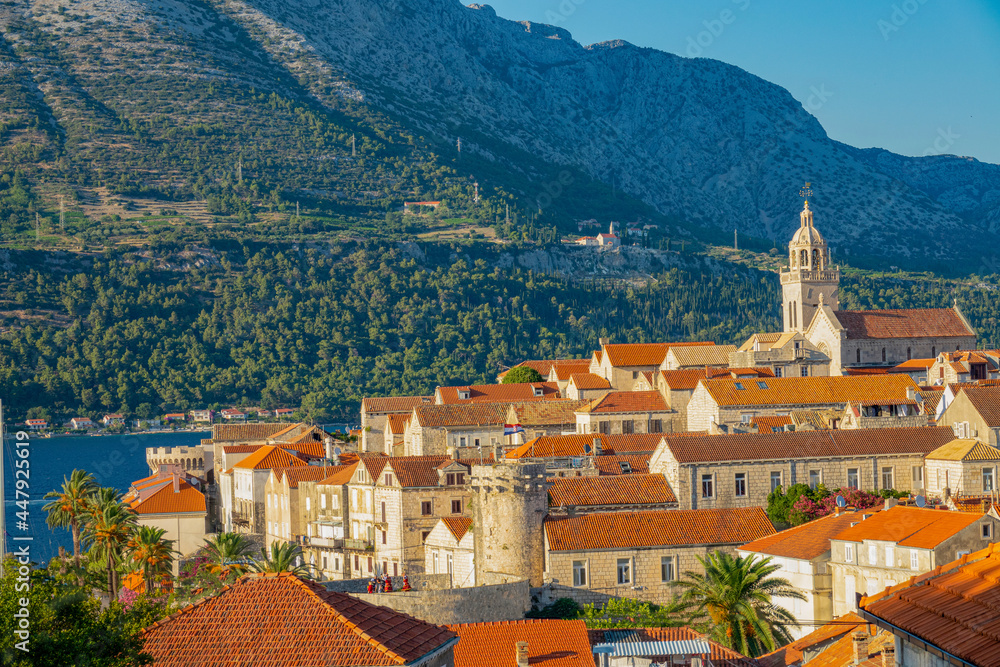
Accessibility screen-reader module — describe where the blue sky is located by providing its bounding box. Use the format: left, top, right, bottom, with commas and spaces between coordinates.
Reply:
484, 0, 1000, 164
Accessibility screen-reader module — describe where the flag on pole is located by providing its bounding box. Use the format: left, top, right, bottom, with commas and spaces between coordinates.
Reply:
503, 424, 525, 437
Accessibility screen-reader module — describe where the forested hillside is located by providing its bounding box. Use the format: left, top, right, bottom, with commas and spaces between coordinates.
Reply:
1, 241, 999, 422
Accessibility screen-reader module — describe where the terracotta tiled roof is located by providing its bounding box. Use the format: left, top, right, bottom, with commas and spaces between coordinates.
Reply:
277, 465, 340, 489
667, 344, 736, 367
603, 342, 714, 368
545, 507, 774, 551
833, 506, 982, 548
577, 390, 668, 414
441, 516, 472, 542
212, 423, 290, 442
751, 415, 792, 433
436, 382, 561, 404
589, 627, 759, 667
413, 403, 513, 428
926, 438, 1000, 462
737, 332, 798, 353
358, 454, 390, 481
835, 308, 974, 340
129, 480, 206, 515
143, 572, 457, 666
659, 367, 774, 391
448, 619, 593, 667
549, 360, 594, 381
659, 426, 954, 464
861, 543, 1000, 667
593, 454, 652, 475
233, 445, 308, 471
505, 433, 663, 459
800, 624, 893, 667
890, 358, 936, 372
320, 462, 359, 486
222, 444, 262, 454
955, 386, 1000, 427
740, 511, 876, 561
548, 473, 676, 507
362, 395, 434, 414
758, 613, 866, 667
699, 374, 918, 407
386, 456, 463, 487
506, 400, 590, 426
568, 373, 612, 390
386, 413, 410, 434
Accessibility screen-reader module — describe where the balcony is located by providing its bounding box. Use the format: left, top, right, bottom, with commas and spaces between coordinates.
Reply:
306, 535, 344, 549
343, 538, 373, 551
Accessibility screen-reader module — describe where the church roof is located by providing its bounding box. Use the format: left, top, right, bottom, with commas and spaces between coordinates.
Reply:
835, 308, 974, 340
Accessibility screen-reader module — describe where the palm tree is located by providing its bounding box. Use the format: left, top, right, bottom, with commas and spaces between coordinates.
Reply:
127, 526, 174, 594
88, 487, 123, 518
677, 551, 804, 658
248, 541, 312, 577
42, 470, 98, 568
84, 502, 137, 599
202, 532, 254, 580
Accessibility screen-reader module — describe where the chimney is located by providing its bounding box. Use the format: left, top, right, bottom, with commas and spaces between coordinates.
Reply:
324, 436, 334, 460
906, 386, 917, 401
884, 498, 898, 510
852, 632, 869, 665
599, 337, 609, 347
881, 645, 895, 667
593, 437, 602, 456
515, 641, 529, 667
172, 470, 180, 493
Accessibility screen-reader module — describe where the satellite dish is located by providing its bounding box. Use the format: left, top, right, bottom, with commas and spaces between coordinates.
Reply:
835, 495, 846, 508
583, 444, 592, 454
915, 495, 926, 508
333, 446, 342, 456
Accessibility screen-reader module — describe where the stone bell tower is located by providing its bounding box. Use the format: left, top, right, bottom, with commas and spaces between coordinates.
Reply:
780, 200, 839, 333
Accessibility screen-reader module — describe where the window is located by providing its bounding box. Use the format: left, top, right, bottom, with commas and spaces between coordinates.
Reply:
393, 562, 398, 576
632, 370, 639, 380
459, 436, 467, 447
474, 438, 480, 449
451, 499, 462, 514
421, 531, 430, 543
882, 348, 886, 362
756, 380, 768, 389
384, 473, 392, 486
322, 555, 328, 570
335, 557, 340, 571
907, 347, 912, 360
701, 474, 715, 498
421, 501, 432, 516
734, 382, 745, 390
847, 468, 859, 489
932, 346, 936, 358
321, 494, 327, 510
446, 473, 456, 485
381, 529, 386, 545
367, 557, 373, 573
774, 366, 783, 378
617, 558, 631, 585
845, 544, 854, 563
984, 468, 995, 493
380, 501, 386, 523
735, 472, 747, 497
432, 551, 439, 574
857, 349, 861, 363
598, 421, 610, 434
771, 471, 782, 492
649, 419, 662, 433
619, 461, 633, 474
868, 545, 877, 565
845, 575, 856, 610
661, 556, 675, 582
913, 466, 924, 485
983, 523, 994, 539
740, 413, 754, 424
809, 470, 821, 490
910, 550, 919, 570
573, 560, 587, 587
800, 366, 809, 377
885, 546, 894, 568
881, 467, 894, 490
354, 555, 359, 570
305, 497, 311, 511
456, 472, 465, 485
622, 420, 634, 434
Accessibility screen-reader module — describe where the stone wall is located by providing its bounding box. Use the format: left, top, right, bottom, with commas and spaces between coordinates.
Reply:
326, 576, 530, 625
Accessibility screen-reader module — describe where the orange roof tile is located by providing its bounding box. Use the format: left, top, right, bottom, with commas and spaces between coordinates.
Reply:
568, 373, 612, 390
548, 473, 676, 507
861, 544, 1000, 667
413, 403, 514, 428
836, 308, 974, 340
320, 462, 360, 486
801, 624, 893, 667
834, 505, 983, 548
891, 358, 936, 371
222, 444, 262, 454
667, 344, 737, 367
448, 619, 593, 667
358, 454, 390, 481
506, 433, 663, 459
549, 360, 594, 381
506, 400, 590, 426
386, 456, 463, 487
659, 426, 954, 464
441, 516, 472, 542
277, 465, 340, 489
658, 367, 774, 391
233, 445, 308, 471
386, 413, 410, 434
545, 507, 774, 551
593, 454, 652, 475
589, 627, 758, 666
700, 374, 918, 407
436, 382, 561, 404
603, 342, 714, 367
362, 395, 434, 414
129, 480, 206, 515
751, 415, 792, 433
740, 511, 877, 561
143, 572, 457, 666
212, 423, 290, 442
577, 390, 668, 414
955, 386, 1000, 427
926, 438, 1000, 462
758, 613, 867, 667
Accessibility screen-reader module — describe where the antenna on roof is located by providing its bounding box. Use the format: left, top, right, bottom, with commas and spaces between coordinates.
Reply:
835, 495, 846, 508
915, 495, 926, 508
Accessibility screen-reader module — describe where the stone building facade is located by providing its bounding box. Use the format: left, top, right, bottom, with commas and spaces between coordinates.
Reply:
923, 438, 1000, 499
574, 391, 672, 436
938, 386, 1000, 446
360, 395, 433, 454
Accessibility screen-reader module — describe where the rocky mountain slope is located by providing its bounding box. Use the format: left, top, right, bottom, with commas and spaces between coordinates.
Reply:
0, 0, 997, 267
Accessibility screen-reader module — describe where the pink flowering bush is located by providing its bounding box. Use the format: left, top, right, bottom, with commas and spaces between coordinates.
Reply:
791, 487, 884, 523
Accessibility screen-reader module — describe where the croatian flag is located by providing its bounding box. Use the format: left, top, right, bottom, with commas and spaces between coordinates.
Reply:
503, 424, 525, 437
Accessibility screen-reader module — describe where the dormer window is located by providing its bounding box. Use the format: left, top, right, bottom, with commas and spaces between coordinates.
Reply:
532, 385, 544, 397
734, 382, 745, 390
458, 390, 471, 400
756, 381, 768, 389
619, 462, 632, 474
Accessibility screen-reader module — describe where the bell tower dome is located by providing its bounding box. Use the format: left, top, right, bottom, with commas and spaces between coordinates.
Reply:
780, 200, 839, 332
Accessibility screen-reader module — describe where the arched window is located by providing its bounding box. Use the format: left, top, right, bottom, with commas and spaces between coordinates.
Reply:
792, 301, 798, 329
932, 346, 936, 358
857, 349, 861, 363
882, 348, 886, 362
800, 249, 808, 266
812, 248, 820, 268
907, 347, 912, 360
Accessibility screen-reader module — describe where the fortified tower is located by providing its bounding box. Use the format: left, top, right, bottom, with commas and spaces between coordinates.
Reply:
780, 199, 839, 333
470, 462, 549, 587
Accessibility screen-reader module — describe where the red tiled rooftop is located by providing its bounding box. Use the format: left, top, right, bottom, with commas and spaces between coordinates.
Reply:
448, 619, 593, 667
577, 390, 668, 414
441, 516, 472, 542
506, 433, 662, 459
751, 415, 792, 433
233, 445, 309, 471
212, 423, 291, 442
362, 395, 434, 414
836, 308, 974, 340
956, 386, 1000, 427
593, 453, 652, 475
832, 505, 982, 549
700, 374, 918, 407
128, 480, 206, 515
143, 573, 457, 666
740, 511, 878, 561
603, 342, 714, 368
758, 613, 867, 667
545, 507, 774, 551
568, 372, 612, 390
548, 473, 676, 507
436, 382, 561, 404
